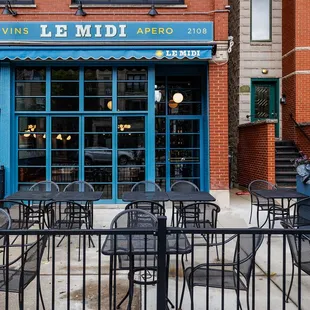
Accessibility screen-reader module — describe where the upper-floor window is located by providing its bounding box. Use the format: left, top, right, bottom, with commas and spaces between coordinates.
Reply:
0, 0, 34, 3
72, 0, 184, 4
251, 0, 271, 41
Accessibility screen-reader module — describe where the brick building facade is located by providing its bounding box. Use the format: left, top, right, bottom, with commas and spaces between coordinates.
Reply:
0, 0, 230, 205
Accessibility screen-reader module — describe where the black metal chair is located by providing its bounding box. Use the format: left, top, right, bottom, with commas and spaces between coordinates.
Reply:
125, 200, 165, 216
29, 180, 59, 228
281, 221, 310, 302
110, 209, 161, 309
64, 181, 95, 232
0, 200, 37, 230
282, 197, 310, 229
0, 208, 11, 258
44, 200, 91, 261
248, 180, 282, 227
180, 228, 264, 310
0, 235, 48, 310
131, 180, 162, 192
170, 180, 199, 226
179, 202, 221, 259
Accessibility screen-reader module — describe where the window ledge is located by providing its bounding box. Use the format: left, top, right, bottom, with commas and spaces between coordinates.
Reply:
0, 4, 36, 8
250, 42, 272, 46
70, 4, 187, 9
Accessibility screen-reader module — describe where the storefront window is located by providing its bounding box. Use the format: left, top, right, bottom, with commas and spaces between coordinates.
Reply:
15, 66, 204, 200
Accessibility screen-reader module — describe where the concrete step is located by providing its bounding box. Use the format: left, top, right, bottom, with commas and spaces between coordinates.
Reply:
276, 171, 297, 176
275, 140, 296, 146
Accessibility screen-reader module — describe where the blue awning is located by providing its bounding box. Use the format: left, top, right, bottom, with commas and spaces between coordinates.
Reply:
0, 45, 214, 61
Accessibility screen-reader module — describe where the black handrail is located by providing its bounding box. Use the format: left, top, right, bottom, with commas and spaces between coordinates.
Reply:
290, 113, 310, 144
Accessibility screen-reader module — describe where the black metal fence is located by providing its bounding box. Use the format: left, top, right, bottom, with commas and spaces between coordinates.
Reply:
0, 218, 310, 310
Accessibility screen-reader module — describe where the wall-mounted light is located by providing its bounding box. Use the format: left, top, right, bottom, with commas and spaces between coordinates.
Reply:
75, 0, 87, 16
280, 94, 286, 105
261, 69, 269, 74
2, 1, 17, 16
107, 100, 112, 110
148, 4, 158, 16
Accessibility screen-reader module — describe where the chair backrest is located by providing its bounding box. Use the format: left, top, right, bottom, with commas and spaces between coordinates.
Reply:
281, 221, 310, 266
181, 202, 220, 228
63, 181, 94, 192
29, 181, 59, 192
20, 236, 48, 283
125, 201, 165, 216
286, 197, 310, 228
45, 200, 86, 229
0, 200, 35, 229
0, 208, 11, 230
248, 180, 277, 192
233, 228, 264, 284
170, 180, 199, 192
110, 209, 158, 229
131, 181, 161, 192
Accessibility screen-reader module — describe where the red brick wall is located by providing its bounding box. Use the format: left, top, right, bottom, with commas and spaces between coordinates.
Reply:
209, 63, 229, 190
238, 123, 275, 187
0, 0, 229, 190
296, 126, 310, 158
282, 0, 310, 141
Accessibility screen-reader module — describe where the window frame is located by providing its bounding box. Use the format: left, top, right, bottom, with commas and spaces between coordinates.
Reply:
72, 0, 184, 4
0, 0, 34, 4
250, 0, 272, 42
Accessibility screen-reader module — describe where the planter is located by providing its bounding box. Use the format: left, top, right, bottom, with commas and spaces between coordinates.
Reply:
297, 175, 310, 196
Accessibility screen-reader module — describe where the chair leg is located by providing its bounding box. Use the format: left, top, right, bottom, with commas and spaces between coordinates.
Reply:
179, 255, 186, 309
286, 263, 295, 302
234, 289, 243, 310
39, 283, 46, 310
171, 203, 175, 226
256, 208, 260, 227
19, 291, 24, 310
117, 288, 130, 309
249, 204, 253, 224
246, 289, 250, 310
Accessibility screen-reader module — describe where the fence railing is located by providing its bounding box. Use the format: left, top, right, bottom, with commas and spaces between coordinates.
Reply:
0, 218, 310, 310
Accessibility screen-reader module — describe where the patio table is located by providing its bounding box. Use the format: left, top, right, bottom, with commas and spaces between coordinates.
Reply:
167, 191, 216, 202
5, 191, 56, 202
122, 191, 170, 202
55, 191, 103, 229
252, 189, 307, 228
102, 231, 191, 310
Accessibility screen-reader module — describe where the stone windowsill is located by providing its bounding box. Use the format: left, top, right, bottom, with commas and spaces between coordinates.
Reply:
238, 119, 278, 128
0, 4, 36, 7
298, 122, 310, 127
70, 4, 188, 8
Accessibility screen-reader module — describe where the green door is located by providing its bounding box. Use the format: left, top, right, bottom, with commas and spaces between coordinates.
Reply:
251, 79, 279, 137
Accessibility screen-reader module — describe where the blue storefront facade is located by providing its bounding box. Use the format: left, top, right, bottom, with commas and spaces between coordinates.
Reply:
0, 21, 222, 203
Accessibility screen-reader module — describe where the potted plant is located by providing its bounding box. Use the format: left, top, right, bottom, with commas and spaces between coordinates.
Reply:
295, 152, 310, 196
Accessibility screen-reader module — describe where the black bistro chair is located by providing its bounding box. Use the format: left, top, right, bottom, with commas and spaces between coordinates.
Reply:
64, 181, 95, 232
0, 236, 48, 310
179, 202, 221, 260
44, 200, 92, 261
131, 181, 162, 192
180, 228, 264, 310
281, 221, 310, 302
29, 180, 59, 228
170, 180, 199, 226
248, 180, 282, 227
109, 209, 162, 310
125, 200, 165, 217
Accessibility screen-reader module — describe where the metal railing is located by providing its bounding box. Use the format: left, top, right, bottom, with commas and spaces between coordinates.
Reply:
290, 113, 310, 145
1, 219, 310, 310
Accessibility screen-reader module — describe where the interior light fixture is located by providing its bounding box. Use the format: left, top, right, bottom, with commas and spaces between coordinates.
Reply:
148, 4, 158, 16
2, 1, 17, 16
23, 130, 31, 138
173, 93, 184, 104
75, 0, 87, 16
168, 100, 178, 109
107, 100, 112, 110
66, 135, 72, 141
56, 134, 63, 141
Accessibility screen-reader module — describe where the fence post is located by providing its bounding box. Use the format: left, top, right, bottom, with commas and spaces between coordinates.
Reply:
157, 216, 167, 310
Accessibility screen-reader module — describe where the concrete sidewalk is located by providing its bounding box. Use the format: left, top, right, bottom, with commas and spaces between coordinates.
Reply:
1, 189, 309, 309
